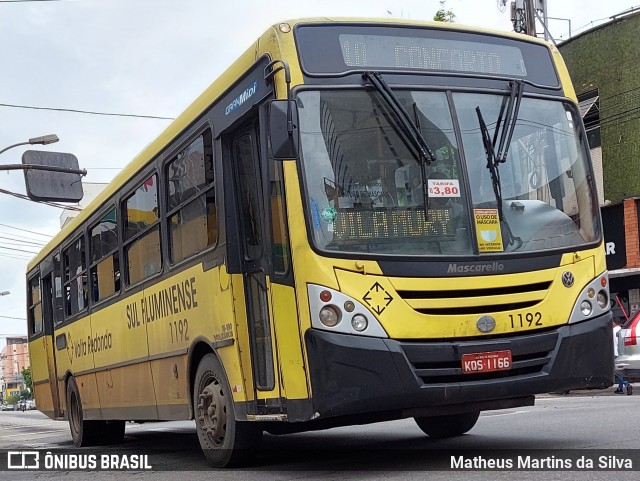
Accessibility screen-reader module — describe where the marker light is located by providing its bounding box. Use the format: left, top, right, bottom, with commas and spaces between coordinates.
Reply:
344, 301, 355, 312
587, 288, 595, 298
320, 290, 332, 302
601, 277, 607, 288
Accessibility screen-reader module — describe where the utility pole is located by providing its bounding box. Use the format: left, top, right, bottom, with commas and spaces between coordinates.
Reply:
508, 0, 550, 39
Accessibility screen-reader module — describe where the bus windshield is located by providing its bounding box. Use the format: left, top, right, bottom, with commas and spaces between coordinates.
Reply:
298, 88, 599, 256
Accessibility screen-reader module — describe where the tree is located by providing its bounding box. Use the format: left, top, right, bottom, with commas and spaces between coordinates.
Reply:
434, 0, 456, 22
21, 366, 33, 395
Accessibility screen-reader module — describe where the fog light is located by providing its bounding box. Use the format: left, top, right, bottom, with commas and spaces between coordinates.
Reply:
344, 301, 355, 312
597, 290, 608, 309
580, 300, 592, 316
319, 306, 341, 327
351, 314, 368, 332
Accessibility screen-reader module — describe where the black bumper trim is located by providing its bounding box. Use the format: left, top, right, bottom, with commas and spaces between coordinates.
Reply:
305, 312, 613, 419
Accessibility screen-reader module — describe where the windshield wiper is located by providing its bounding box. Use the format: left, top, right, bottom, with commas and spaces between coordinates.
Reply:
363, 71, 435, 219
496, 80, 524, 164
476, 103, 522, 250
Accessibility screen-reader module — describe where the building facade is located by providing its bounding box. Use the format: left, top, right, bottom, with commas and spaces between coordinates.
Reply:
559, 9, 640, 321
0, 336, 29, 401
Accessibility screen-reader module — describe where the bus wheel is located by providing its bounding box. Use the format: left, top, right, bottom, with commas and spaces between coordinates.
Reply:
414, 411, 480, 438
66, 376, 100, 447
193, 354, 261, 468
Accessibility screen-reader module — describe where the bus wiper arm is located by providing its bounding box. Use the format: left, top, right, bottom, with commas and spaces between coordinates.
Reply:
476, 106, 522, 250
495, 79, 524, 164
363, 72, 435, 163
363, 71, 435, 219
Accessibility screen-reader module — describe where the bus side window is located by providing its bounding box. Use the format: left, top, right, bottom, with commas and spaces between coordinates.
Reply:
28, 274, 43, 336
90, 207, 120, 303
123, 174, 162, 285
63, 236, 88, 317
53, 253, 64, 326
166, 129, 216, 263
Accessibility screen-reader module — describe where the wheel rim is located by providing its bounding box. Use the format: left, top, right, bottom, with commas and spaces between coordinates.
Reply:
196, 374, 227, 447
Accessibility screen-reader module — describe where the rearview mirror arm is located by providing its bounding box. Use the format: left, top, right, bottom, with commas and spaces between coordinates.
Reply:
0, 164, 88, 176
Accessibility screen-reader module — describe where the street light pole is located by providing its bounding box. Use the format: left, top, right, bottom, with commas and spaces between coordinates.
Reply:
0, 134, 59, 157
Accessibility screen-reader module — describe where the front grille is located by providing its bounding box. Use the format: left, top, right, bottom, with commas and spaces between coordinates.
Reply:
399, 330, 558, 385
395, 281, 552, 316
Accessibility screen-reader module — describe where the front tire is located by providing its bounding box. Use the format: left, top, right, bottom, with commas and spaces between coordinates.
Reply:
193, 354, 261, 468
414, 411, 480, 438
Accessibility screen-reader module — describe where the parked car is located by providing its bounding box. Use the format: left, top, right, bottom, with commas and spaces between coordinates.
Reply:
26, 400, 36, 410
0, 404, 13, 411
616, 310, 640, 383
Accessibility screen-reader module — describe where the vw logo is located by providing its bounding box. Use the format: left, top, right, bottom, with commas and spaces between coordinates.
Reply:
562, 271, 574, 288
476, 315, 496, 333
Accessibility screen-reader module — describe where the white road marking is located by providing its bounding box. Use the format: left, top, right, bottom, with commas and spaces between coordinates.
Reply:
0, 430, 66, 439
481, 410, 531, 417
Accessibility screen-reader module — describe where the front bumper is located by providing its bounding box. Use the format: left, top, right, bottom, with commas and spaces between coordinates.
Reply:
305, 311, 613, 419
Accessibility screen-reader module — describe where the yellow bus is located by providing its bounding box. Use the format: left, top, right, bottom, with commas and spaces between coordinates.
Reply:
26, 18, 613, 467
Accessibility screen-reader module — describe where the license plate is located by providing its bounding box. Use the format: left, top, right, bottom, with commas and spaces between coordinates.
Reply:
461, 350, 512, 374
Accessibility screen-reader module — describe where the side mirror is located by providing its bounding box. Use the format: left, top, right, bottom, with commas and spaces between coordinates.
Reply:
22, 150, 84, 202
267, 100, 299, 160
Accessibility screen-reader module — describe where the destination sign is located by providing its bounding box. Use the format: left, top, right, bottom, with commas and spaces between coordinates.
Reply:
295, 24, 559, 86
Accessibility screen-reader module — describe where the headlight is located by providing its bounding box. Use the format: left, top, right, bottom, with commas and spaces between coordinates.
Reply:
580, 300, 592, 316
307, 284, 389, 337
597, 290, 608, 309
319, 305, 341, 327
351, 314, 368, 332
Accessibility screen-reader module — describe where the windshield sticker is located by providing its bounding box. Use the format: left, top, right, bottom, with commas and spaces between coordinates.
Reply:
311, 200, 322, 229
320, 205, 337, 223
428, 179, 461, 197
474, 209, 504, 252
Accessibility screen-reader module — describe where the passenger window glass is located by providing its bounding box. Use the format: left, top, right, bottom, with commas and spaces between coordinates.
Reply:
28, 275, 43, 335
90, 208, 121, 303
125, 175, 158, 239
53, 253, 64, 325
126, 226, 161, 285
63, 236, 88, 316
166, 130, 216, 263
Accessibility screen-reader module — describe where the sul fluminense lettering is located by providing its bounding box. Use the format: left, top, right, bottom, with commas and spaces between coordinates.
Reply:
126, 277, 198, 329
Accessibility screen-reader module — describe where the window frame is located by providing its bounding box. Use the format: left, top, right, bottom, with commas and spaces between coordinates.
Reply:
121, 171, 163, 288
163, 127, 218, 266
27, 273, 43, 337
62, 232, 89, 320
88, 203, 121, 306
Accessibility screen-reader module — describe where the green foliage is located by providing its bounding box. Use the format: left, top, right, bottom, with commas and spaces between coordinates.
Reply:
434, 0, 456, 22
21, 366, 33, 393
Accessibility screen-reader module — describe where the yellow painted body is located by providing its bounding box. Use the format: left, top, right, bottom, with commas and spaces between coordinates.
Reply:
25, 18, 604, 423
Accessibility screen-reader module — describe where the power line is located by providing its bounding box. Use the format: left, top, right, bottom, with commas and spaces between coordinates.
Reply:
0, 223, 52, 238
0, 187, 83, 211
0, 102, 174, 120
0, 245, 39, 255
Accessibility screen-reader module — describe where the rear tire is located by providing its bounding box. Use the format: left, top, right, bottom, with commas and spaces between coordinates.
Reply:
66, 376, 102, 447
414, 411, 480, 438
193, 354, 261, 468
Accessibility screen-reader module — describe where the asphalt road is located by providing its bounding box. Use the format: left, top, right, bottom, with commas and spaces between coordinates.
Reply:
0, 390, 638, 480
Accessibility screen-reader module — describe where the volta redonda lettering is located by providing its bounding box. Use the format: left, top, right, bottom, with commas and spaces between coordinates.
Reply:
126, 277, 198, 329
68, 330, 113, 359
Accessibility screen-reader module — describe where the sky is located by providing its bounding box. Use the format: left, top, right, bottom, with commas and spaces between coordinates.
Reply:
0, 0, 638, 345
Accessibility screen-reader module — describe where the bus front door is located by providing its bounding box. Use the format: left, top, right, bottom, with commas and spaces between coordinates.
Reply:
229, 120, 282, 413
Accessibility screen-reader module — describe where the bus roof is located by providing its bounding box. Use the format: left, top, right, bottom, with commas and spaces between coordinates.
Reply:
27, 17, 553, 271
